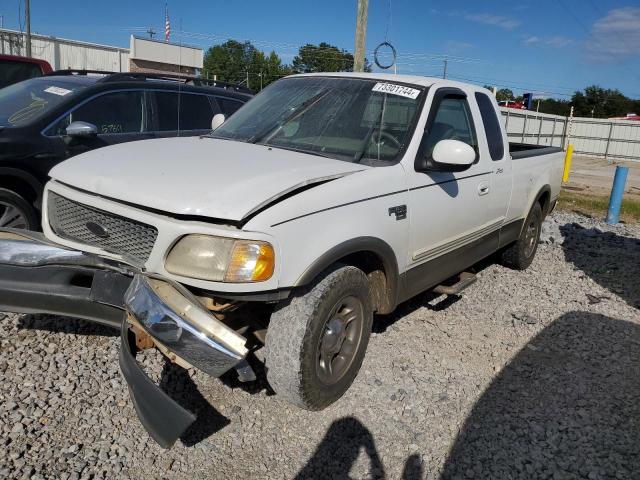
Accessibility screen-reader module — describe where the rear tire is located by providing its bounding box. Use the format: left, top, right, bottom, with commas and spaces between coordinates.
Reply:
501, 202, 542, 270
265, 265, 373, 411
0, 188, 39, 230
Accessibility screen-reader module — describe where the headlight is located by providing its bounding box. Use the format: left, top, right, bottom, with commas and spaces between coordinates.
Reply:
165, 234, 275, 283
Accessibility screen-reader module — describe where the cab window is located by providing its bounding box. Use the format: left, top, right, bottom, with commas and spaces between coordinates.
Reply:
422, 95, 478, 159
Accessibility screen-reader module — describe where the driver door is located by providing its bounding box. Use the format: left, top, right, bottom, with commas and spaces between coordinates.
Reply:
403, 88, 493, 297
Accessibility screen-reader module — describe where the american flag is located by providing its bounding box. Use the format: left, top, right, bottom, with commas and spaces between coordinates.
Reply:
164, 3, 171, 43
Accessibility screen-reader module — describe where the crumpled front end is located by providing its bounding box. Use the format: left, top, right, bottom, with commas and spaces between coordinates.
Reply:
0, 230, 248, 448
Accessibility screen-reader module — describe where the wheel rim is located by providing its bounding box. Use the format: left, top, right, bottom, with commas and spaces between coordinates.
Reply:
523, 218, 539, 258
0, 201, 29, 229
316, 296, 364, 385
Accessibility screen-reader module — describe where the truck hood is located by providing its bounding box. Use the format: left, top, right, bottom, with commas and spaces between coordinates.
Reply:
49, 137, 365, 222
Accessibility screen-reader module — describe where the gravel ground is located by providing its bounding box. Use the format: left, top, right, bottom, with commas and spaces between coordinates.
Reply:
1, 211, 639, 480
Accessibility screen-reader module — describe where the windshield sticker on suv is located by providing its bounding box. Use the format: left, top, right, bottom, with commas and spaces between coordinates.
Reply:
44, 86, 72, 96
372, 83, 421, 99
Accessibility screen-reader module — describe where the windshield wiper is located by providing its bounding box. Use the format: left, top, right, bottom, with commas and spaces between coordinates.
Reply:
249, 90, 331, 144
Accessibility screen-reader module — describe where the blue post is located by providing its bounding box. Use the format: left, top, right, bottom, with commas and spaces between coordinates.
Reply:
606, 165, 629, 224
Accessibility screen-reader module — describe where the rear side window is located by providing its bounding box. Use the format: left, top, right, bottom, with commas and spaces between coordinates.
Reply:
475, 92, 505, 160
153, 91, 180, 131
216, 97, 244, 117
179, 93, 215, 130
152, 92, 216, 131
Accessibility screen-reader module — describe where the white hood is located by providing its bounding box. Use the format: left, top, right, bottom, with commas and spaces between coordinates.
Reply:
49, 137, 365, 222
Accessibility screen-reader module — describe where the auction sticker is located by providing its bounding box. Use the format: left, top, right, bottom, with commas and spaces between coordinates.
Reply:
44, 86, 72, 96
372, 82, 420, 99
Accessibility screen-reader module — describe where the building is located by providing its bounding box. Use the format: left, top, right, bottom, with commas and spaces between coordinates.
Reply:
0, 28, 202, 75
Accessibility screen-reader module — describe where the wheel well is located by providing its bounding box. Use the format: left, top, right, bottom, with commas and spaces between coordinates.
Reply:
537, 189, 550, 216
0, 175, 40, 210
334, 251, 394, 314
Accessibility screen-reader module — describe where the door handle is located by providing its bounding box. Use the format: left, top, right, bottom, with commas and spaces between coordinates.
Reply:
477, 182, 490, 196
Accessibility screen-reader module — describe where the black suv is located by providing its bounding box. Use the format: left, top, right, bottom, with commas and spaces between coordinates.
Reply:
0, 71, 252, 229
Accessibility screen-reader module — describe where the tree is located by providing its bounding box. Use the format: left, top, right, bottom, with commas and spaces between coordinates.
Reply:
495, 88, 514, 102
292, 42, 371, 73
571, 85, 631, 118
202, 40, 289, 91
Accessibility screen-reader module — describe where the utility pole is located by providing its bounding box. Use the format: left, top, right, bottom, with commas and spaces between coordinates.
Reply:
353, 0, 368, 72
25, 0, 32, 57
442, 59, 448, 79
146, 27, 156, 39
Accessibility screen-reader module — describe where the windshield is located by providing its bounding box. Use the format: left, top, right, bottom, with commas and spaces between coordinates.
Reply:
211, 77, 424, 166
0, 78, 86, 127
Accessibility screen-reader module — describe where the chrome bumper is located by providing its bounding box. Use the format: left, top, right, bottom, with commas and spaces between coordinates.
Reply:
124, 274, 248, 378
0, 229, 131, 328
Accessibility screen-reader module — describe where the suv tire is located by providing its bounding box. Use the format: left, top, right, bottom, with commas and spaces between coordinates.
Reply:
501, 202, 542, 270
0, 188, 39, 230
265, 265, 373, 411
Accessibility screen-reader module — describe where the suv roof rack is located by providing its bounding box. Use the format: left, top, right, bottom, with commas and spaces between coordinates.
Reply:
99, 72, 253, 94
47, 69, 118, 77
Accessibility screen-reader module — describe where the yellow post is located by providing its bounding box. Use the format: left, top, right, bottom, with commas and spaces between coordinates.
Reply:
562, 144, 574, 183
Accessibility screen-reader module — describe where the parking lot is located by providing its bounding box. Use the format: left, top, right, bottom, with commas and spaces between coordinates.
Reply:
1, 210, 639, 480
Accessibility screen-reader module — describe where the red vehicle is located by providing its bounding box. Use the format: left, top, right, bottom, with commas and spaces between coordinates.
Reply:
498, 100, 527, 110
0, 54, 53, 89
609, 113, 640, 121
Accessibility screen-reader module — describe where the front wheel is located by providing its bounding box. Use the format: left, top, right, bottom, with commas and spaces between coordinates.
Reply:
265, 265, 373, 410
500, 202, 542, 270
0, 188, 39, 230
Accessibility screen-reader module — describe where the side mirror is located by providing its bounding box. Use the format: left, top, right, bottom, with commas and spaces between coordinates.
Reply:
66, 121, 98, 138
211, 113, 226, 131
430, 139, 475, 171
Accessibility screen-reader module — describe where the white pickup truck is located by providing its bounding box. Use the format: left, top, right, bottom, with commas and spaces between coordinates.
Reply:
0, 73, 564, 447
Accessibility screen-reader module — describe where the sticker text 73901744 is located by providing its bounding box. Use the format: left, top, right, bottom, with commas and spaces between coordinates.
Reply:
371, 82, 421, 100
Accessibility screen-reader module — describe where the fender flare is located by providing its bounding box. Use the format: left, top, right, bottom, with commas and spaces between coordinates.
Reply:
295, 236, 400, 311
519, 184, 551, 236
0, 168, 44, 208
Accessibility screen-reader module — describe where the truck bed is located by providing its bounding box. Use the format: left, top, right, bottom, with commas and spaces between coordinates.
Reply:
509, 142, 563, 160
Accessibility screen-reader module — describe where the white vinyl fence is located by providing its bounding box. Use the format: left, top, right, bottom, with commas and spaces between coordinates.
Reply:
500, 107, 640, 163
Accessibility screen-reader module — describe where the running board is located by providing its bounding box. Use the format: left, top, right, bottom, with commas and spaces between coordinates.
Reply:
433, 272, 477, 295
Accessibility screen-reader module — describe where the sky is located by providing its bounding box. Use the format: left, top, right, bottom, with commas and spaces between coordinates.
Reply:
1, 0, 639, 99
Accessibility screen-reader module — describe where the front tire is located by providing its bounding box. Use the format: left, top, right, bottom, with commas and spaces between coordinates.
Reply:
265, 265, 373, 410
0, 188, 39, 230
501, 202, 542, 270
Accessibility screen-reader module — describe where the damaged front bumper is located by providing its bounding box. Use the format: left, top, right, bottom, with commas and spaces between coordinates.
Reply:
0, 230, 248, 447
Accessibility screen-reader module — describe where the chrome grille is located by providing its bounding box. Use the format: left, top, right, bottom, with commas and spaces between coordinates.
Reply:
47, 192, 158, 263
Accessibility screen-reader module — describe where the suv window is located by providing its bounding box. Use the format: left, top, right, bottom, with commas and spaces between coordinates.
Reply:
0, 60, 42, 89
179, 93, 216, 130
50, 90, 144, 135
151, 92, 217, 131
215, 97, 244, 117
422, 95, 477, 158
475, 92, 505, 160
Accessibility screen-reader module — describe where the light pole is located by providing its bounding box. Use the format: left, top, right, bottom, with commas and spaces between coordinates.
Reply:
25, 0, 31, 57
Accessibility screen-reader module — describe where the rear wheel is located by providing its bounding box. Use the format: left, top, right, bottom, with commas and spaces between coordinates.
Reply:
501, 202, 542, 270
0, 188, 38, 230
265, 265, 373, 410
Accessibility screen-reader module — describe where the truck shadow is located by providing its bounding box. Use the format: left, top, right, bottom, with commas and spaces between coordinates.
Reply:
559, 223, 640, 309
440, 311, 640, 479
16, 313, 118, 337
158, 360, 231, 447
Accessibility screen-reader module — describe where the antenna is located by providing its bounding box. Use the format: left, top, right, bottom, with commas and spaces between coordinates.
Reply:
177, 17, 182, 137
